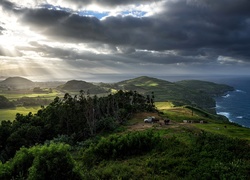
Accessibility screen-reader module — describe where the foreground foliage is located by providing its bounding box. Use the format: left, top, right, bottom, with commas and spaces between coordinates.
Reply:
79, 130, 250, 179
0, 143, 82, 180
1, 130, 249, 179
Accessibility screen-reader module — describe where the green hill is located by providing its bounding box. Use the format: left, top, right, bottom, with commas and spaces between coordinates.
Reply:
104, 76, 234, 113
0, 77, 34, 89
176, 80, 234, 97
57, 80, 107, 94
1, 77, 33, 84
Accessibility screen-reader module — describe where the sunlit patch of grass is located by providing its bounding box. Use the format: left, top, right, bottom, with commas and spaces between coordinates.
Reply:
136, 81, 158, 87
1, 92, 60, 100
0, 106, 41, 121
155, 101, 174, 110
147, 82, 158, 87
159, 107, 201, 122
110, 89, 118, 94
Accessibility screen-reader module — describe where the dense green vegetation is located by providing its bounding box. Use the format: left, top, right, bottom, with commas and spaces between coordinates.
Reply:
57, 80, 107, 94
78, 130, 250, 179
0, 96, 14, 109
0, 76, 248, 179
0, 143, 82, 180
0, 90, 154, 163
1, 129, 249, 179
176, 80, 234, 97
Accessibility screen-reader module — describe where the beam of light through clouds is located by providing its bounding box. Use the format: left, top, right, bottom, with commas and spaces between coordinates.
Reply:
0, 0, 250, 81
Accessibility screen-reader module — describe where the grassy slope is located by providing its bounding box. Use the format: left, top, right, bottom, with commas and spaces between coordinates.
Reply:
176, 80, 234, 96
76, 102, 250, 179
57, 80, 107, 94
154, 102, 250, 140
107, 76, 226, 111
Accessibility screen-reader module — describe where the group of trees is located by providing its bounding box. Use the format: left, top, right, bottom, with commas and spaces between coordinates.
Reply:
0, 96, 14, 109
0, 90, 155, 163
13, 97, 52, 106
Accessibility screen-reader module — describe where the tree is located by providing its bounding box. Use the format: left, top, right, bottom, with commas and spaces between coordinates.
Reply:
0, 96, 14, 109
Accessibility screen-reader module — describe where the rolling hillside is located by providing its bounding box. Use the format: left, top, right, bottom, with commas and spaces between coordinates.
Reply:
176, 80, 234, 97
1, 76, 234, 113
0, 77, 34, 89
57, 80, 107, 94
103, 76, 234, 112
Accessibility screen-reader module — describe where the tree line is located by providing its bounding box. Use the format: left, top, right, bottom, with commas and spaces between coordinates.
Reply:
0, 90, 156, 163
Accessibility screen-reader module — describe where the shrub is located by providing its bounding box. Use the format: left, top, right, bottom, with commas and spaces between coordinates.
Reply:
81, 130, 161, 167
0, 143, 82, 180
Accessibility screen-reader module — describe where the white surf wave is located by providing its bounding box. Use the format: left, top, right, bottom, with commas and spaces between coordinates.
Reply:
236, 89, 246, 93
217, 112, 230, 119
222, 94, 230, 98
236, 116, 243, 119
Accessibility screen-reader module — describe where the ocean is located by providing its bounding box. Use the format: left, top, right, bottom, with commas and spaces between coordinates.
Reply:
213, 76, 250, 128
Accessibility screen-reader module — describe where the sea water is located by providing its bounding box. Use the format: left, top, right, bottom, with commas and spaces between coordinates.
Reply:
214, 76, 250, 128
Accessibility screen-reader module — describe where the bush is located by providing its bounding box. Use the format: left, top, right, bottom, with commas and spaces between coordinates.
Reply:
0, 143, 82, 180
81, 130, 161, 167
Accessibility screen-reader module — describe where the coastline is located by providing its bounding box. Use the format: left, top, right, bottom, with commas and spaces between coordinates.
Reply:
215, 88, 250, 128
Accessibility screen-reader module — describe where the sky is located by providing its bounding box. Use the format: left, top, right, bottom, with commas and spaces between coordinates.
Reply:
0, 0, 250, 82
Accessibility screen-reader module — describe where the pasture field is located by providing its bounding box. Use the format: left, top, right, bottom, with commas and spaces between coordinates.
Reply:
155, 101, 174, 109
0, 91, 60, 101
0, 106, 41, 122
0, 91, 60, 122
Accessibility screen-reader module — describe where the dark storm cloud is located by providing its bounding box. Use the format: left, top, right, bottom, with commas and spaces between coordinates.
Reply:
20, 8, 106, 42
24, 41, 206, 68
1, 0, 250, 66
0, 0, 15, 10
20, 7, 184, 50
